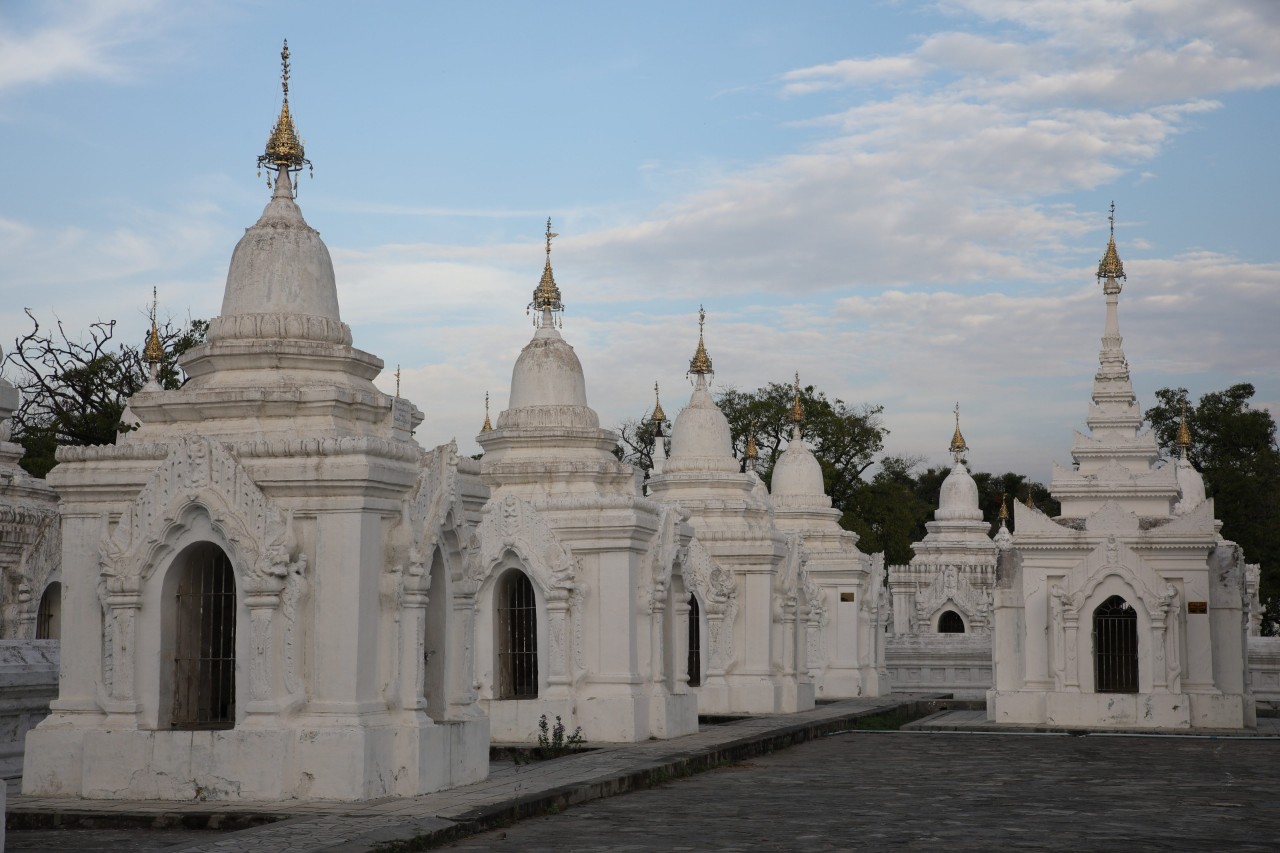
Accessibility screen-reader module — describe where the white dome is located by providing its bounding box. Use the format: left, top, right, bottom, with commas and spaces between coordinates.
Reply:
668, 383, 735, 462
507, 325, 589, 411
772, 435, 827, 501
935, 461, 983, 521
220, 180, 341, 324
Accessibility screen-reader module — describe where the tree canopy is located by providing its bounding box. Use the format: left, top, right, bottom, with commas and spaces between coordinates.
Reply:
1146, 383, 1280, 634
4, 310, 207, 477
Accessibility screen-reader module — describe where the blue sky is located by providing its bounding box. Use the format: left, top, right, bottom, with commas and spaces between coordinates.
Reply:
2, 0, 1278, 481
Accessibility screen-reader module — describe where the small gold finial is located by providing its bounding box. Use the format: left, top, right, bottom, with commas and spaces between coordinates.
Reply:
1025, 491, 1035, 509
258, 40, 312, 188
790, 372, 805, 424
651, 381, 667, 424
143, 287, 163, 365
529, 217, 564, 323
949, 402, 968, 461
1176, 397, 1192, 456
998, 493, 1009, 522
688, 305, 713, 376
481, 391, 493, 433
1096, 200, 1125, 283
745, 419, 759, 462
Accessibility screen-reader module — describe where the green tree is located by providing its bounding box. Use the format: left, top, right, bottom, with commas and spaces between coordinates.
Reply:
716, 380, 887, 511
843, 455, 934, 564
1146, 383, 1280, 634
5, 310, 207, 477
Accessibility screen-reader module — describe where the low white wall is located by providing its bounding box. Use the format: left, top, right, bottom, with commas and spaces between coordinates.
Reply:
885, 633, 992, 699
1249, 636, 1280, 703
0, 640, 58, 784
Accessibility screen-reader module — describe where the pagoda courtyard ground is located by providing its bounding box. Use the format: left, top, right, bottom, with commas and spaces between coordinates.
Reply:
7, 699, 1279, 851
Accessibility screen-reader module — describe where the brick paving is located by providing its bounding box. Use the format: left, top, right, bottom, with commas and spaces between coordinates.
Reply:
7, 700, 1278, 851
447, 729, 1280, 852
6, 696, 911, 852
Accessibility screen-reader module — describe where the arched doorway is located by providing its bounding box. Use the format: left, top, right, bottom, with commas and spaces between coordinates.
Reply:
1093, 595, 1138, 693
937, 610, 965, 634
687, 595, 701, 687
35, 582, 61, 640
496, 570, 538, 699
423, 548, 447, 719
170, 543, 237, 729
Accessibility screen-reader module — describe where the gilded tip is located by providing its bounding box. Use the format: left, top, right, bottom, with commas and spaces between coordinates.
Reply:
688, 305, 713, 376
1096, 201, 1125, 283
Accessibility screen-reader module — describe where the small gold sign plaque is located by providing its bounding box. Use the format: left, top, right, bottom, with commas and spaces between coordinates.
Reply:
1187, 601, 1208, 614
840, 592, 856, 603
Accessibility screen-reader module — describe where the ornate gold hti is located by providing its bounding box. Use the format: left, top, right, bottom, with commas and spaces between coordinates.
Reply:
143, 287, 164, 366
1177, 397, 1192, 455
790, 372, 805, 425
1097, 201, 1125, 286
529, 218, 564, 325
949, 402, 968, 461
688, 306, 713, 377
651, 381, 667, 425
258, 40, 312, 189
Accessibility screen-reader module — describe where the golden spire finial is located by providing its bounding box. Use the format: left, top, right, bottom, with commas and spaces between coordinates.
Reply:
1025, 491, 1035, 509
790, 372, 806, 425
143, 287, 163, 365
745, 418, 759, 465
688, 305, 713, 377
1177, 396, 1192, 457
258, 39, 312, 190
1096, 200, 1125, 283
998, 493, 1009, 523
651, 381, 667, 424
529, 217, 564, 324
481, 391, 493, 433
949, 402, 968, 461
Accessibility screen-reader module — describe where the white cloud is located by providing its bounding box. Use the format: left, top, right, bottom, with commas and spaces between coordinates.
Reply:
781, 56, 927, 95
0, 0, 189, 94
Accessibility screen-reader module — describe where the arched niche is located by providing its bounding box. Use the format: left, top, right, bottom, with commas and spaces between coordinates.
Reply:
937, 610, 966, 634
159, 541, 238, 730
1093, 594, 1138, 694
494, 567, 539, 700
424, 547, 448, 719
35, 581, 61, 640
687, 592, 703, 687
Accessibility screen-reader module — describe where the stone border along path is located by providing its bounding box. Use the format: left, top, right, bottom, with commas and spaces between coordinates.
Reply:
909, 707, 1280, 737
7, 696, 925, 853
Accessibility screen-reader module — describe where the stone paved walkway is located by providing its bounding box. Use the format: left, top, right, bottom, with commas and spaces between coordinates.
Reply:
448, 729, 1280, 852
7, 696, 912, 852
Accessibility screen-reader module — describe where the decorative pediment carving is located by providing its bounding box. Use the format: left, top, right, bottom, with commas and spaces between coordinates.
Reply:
642, 505, 682, 613
1065, 535, 1172, 620
466, 494, 578, 596
96, 436, 301, 598
913, 564, 991, 631
680, 537, 738, 673
388, 441, 470, 599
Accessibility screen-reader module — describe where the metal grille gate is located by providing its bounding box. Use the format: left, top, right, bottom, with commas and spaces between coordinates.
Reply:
687, 595, 701, 687
36, 582, 61, 640
497, 571, 538, 699
1093, 595, 1138, 693
172, 544, 237, 728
